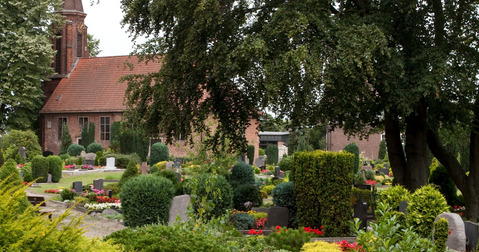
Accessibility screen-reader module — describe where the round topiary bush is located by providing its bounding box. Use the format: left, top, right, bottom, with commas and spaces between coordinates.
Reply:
87, 142, 103, 153
154, 169, 178, 186
233, 184, 263, 211
230, 162, 255, 188
150, 143, 169, 165
120, 175, 175, 227
406, 184, 449, 237
378, 185, 410, 210
47, 155, 63, 183
21, 163, 33, 182
118, 160, 139, 188
67, 144, 85, 156
31, 155, 49, 183
272, 182, 296, 208
186, 173, 233, 218
278, 156, 293, 171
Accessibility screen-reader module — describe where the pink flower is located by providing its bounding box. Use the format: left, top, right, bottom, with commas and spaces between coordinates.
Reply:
365, 180, 377, 185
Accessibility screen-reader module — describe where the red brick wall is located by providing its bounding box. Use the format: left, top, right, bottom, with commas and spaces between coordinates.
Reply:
326, 127, 382, 160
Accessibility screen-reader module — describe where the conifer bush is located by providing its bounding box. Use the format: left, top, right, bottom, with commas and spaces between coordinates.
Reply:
31, 155, 49, 183
247, 145, 255, 165
272, 182, 296, 208
230, 162, 255, 188
21, 163, 33, 182
378, 139, 387, 160
120, 175, 175, 227
233, 184, 263, 211
59, 122, 72, 155
87, 142, 103, 154
118, 160, 139, 188
47, 155, 63, 183
265, 144, 279, 165
154, 169, 178, 186
150, 143, 169, 165
343, 143, 359, 174
67, 144, 85, 157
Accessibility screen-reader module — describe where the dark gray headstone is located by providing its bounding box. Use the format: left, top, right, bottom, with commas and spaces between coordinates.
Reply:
93, 179, 104, 190
84, 153, 96, 166
354, 184, 372, 191
19, 147, 26, 159
168, 195, 191, 225
266, 206, 289, 229
73, 181, 83, 195
176, 173, 181, 183
106, 190, 113, 199
465, 221, 479, 252
435, 213, 466, 252
384, 163, 388, 169
47, 174, 52, 183
139, 162, 150, 175
173, 158, 183, 169
371, 163, 375, 169
84, 159, 95, 166
399, 201, 408, 214
353, 199, 368, 230
274, 166, 281, 177
379, 168, 389, 175
19, 171, 23, 179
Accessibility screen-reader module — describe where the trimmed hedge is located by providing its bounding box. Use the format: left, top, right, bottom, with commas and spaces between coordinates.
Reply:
343, 143, 359, 174
120, 175, 175, 227
150, 143, 169, 165
67, 144, 85, 157
265, 144, 279, 165
247, 145, 255, 165
47, 155, 63, 183
87, 142, 103, 154
230, 162, 255, 188
31, 155, 49, 183
292, 150, 353, 236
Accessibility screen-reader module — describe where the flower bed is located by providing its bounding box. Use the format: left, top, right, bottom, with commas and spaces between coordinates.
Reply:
84, 202, 121, 211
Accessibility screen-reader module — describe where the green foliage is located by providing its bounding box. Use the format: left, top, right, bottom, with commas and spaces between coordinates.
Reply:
293, 151, 353, 236
118, 160, 139, 188
59, 123, 72, 155
1, 130, 42, 160
351, 187, 374, 208
262, 184, 275, 195
278, 156, 293, 171
406, 184, 449, 238
0, 149, 3, 167
120, 175, 175, 227
247, 145, 255, 165
87, 34, 101, 57
154, 169, 178, 186
233, 184, 263, 211
343, 143, 359, 174
103, 183, 120, 195
266, 144, 279, 165
230, 162, 255, 188
429, 165, 459, 206
433, 217, 449, 252
302, 241, 342, 252
272, 182, 296, 208
31, 155, 49, 183
21, 163, 33, 182
119, 127, 149, 161
47, 155, 62, 183
186, 173, 233, 218
364, 170, 375, 181
150, 143, 169, 165
378, 139, 387, 160
252, 165, 261, 174
61, 189, 77, 201
229, 212, 255, 230
67, 144, 85, 157
378, 185, 410, 210
354, 171, 366, 185
0, 177, 121, 251
264, 227, 312, 252
59, 153, 70, 160
0, 159, 22, 188
87, 142, 103, 154
259, 148, 265, 156
95, 151, 103, 166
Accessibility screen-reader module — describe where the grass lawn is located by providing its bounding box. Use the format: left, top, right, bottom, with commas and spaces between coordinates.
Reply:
27, 170, 124, 194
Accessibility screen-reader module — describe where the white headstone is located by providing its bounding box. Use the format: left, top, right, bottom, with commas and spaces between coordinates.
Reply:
435, 212, 466, 252
105, 157, 116, 169
278, 145, 288, 162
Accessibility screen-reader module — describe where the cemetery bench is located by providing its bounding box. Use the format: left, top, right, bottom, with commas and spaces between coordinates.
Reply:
27, 195, 57, 220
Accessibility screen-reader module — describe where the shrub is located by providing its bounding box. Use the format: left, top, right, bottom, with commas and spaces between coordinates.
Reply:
118, 160, 139, 188
406, 184, 449, 237
47, 155, 63, 183
229, 212, 255, 230
120, 175, 175, 227
0, 159, 22, 188
21, 163, 33, 182
343, 142, 360, 174
230, 162, 255, 188
150, 143, 169, 165
155, 169, 178, 186
149, 161, 167, 174
95, 151, 103, 166
1, 130, 42, 161
301, 241, 342, 252
59, 153, 70, 160
81, 122, 95, 149
264, 227, 312, 252
293, 151, 353, 236
364, 170, 375, 180
186, 173, 233, 218
351, 187, 373, 207
87, 142, 103, 154
252, 165, 261, 174
378, 139, 387, 160
429, 165, 458, 206
259, 148, 265, 156
278, 156, 293, 171
433, 217, 449, 252
31, 155, 49, 183
353, 171, 366, 185
101, 153, 140, 168
378, 185, 410, 210
61, 189, 77, 201
247, 145, 255, 165
262, 185, 275, 195
233, 184, 263, 211
272, 182, 296, 208
119, 128, 149, 162
103, 183, 120, 195
265, 144, 279, 165
67, 144, 85, 156
59, 122, 72, 155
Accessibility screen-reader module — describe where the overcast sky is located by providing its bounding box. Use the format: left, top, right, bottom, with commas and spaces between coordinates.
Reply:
83, 1, 145, 57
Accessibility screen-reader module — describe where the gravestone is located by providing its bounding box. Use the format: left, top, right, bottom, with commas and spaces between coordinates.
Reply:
106, 190, 113, 199
80, 151, 87, 159
278, 145, 288, 162
47, 174, 52, 183
384, 163, 388, 169
465, 221, 479, 252
93, 179, 104, 190
435, 213, 466, 252
274, 166, 281, 178
353, 199, 368, 230
139, 162, 150, 175
105, 157, 116, 169
354, 184, 372, 191
379, 168, 389, 175
168, 195, 191, 226
84, 153, 96, 166
176, 173, 181, 183
166, 161, 175, 170
173, 158, 183, 169
19, 147, 26, 159
266, 206, 289, 228
399, 201, 408, 214
254, 158, 265, 168
73, 181, 83, 195
19, 171, 23, 180
361, 165, 372, 170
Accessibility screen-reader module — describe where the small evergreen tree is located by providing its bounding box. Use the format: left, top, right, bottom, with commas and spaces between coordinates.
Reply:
150, 143, 169, 165
118, 160, 140, 188
247, 145, 255, 165
378, 139, 387, 160
265, 144, 279, 165
59, 122, 72, 155
81, 123, 89, 149
88, 122, 95, 146
343, 142, 360, 174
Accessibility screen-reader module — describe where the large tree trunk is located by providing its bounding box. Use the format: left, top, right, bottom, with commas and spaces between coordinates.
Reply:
384, 110, 407, 186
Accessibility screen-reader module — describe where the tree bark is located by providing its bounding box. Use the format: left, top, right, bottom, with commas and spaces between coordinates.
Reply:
384, 110, 407, 186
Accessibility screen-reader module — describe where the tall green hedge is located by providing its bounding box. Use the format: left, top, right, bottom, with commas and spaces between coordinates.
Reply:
247, 145, 255, 165
265, 144, 279, 165
150, 143, 169, 165
47, 155, 63, 183
343, 143, 359, 174
378, 139, 387, 160
292, 150, 353, 236
31, 155, 49, 183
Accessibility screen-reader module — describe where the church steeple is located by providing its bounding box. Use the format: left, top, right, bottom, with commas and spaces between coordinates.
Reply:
52, 0, 89, 77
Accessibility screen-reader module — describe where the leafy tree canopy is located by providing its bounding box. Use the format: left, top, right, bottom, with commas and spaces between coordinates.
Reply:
87, 34, 101, 57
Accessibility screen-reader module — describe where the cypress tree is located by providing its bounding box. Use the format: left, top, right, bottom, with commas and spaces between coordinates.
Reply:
59, 123, 72, 155
343, 143, 360, 174
378, 139, 387, 160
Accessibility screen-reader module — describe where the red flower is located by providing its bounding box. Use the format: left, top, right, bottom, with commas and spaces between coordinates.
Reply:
449, 229, 451, 235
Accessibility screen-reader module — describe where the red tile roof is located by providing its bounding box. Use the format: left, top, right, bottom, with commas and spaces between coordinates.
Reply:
41, 55, 161, 114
